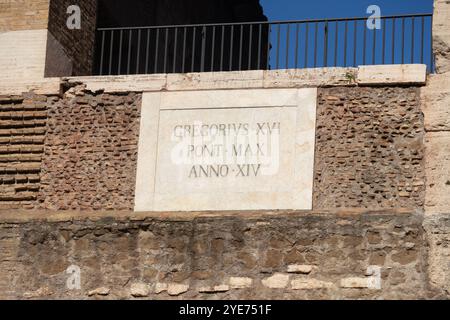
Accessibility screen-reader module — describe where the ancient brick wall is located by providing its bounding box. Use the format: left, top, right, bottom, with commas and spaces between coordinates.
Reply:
0, 85, 426, 211
0, 93, 50, 210
38, 87, 141, 211
0, 210, 444, 300
315, 87, 424, 209
45, 0, 98, 76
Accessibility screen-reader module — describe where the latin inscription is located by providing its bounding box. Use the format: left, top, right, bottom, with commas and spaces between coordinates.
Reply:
171, 122, 281, 179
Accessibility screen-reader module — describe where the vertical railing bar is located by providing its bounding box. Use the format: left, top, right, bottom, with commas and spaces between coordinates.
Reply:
295, 23, 299, 69
239, 24, 243, 71
108, 30, 114, 75
154, 28, 159, 74
136, 29, 141, 74
163, 28, 169, 73
276, 24, 280, 69
127, 29, 132, 75
421, 16, 425, 64
343, 21, 348, 67
324, 21, 328, 67
411, 17, 415, 63
391, 18, 395, 64
200, 26, 206, 72
372, 23, 376, 65
248, 24, 253, 70
99, 31, 105, 75
267, 25, 271, 69
286, 23, 290, 69
220, 25, 225, 71
304, 23, 309, 68
182, 27, 187, 73
118, 30, 123, 75
314, 22, 318, 68
334, 21, 338, 67
353, 20, 357, 67
229, 25, 234, 71
257, 24, 262, 69
382, 18, 386, 64
144, 29, 149, 73
363, 22, 367, 65
211, 26, 216, 71
401, 17, 405, 64
191, 26, 196, 72
173, 27, 178, 73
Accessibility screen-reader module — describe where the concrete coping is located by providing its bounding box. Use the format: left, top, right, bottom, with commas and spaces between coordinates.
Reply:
0, 208, 419, 224
0, 64, 427, 96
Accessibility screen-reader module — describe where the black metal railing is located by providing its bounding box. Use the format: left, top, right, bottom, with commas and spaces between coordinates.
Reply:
94, 13, 434, 76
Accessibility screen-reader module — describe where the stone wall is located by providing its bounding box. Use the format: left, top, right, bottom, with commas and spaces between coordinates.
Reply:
0, 93, 50, 210
419, 0, 450, 297
0, 0, 49, 32
0, 210, 445, 300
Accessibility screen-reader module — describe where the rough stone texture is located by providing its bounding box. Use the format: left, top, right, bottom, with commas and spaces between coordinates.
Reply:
0, 0, 49, 32
433, 0, 450, 74
0, 211, 445, 300
314, 87, 425, 209
0, 93, 49, 209
424, 132, 450, 214
38, 86, 141, 210
421, 74, 450, 131
357, 65, 427, 85
424, 214, 450, 295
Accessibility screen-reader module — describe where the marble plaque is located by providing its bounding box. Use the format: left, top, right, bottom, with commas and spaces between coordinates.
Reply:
135, 88, 317, 211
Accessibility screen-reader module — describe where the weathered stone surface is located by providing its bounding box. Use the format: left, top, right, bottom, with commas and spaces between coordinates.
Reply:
424, 132, 450, 214
424, 214, 450, 295
421, 74, 450, 131
291, 278, 334, 290
0, 211, 445, 299
340, 277, 369, 289
433, 0, 450, 73
229, 277, 253, 289
261, 273, 290, 289
88, 287, 110, 296
198, 285, 230, 293
130, 283, 150, 297
357, 65, 427, 85
167, 283, 189, 296
287, 265, 313, 274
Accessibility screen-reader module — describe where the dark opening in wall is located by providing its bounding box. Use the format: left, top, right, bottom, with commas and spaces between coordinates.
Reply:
44, 0, 269, 77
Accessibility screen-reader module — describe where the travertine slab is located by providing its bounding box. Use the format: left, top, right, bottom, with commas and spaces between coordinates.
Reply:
135, 88, 317, 211
357, 64, 427, 85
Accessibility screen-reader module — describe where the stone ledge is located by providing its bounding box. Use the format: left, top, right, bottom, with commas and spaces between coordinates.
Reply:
59, 65, 423, 94
0, 208, 419, 224
0, 65, 426, 95
357, 64, 427, 85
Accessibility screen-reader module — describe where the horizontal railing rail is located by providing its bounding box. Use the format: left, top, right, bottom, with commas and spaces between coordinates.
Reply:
94, 13, 434, 76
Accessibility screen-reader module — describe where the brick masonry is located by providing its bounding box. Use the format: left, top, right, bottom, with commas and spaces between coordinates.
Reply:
0, 93, 49, 209
45, 0, 98, 76
315, 87, 424, 210
38, 86, 141, 211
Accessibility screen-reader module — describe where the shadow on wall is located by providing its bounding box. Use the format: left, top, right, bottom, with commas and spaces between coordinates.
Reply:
44, 0, 269, 77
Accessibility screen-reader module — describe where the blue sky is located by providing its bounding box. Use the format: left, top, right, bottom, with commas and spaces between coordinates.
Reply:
260, 0, 433, 21
259, 0, 434, 72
